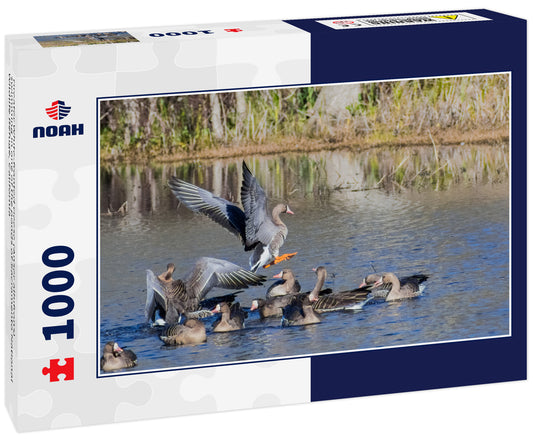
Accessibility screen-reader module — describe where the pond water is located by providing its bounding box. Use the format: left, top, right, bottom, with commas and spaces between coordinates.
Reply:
99, 147, 509, 374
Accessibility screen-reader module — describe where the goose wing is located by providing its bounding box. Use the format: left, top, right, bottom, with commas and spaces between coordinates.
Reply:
281, 296, 304, 323
241, 161, 277, 248
168, 177, 246, 244
185, 257, 266, 302
313, 287, 372, 311
146, 269, 188, 322
400, 274, 429, 287
145, 269, 169, 322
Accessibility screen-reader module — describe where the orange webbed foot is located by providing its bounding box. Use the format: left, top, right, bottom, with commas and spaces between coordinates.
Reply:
263, 252, 298, 268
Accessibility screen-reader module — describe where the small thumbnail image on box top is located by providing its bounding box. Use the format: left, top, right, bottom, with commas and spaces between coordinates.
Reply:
34, 31, 138, 48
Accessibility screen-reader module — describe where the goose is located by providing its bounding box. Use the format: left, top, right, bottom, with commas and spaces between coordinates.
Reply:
100, 341, 137, 372
266, 268, 301, 297
211, 302, 247, 332
160, 319, 207, 346
364, 272, 428, 301
312, 267, 374, 312
251, 268, 332, 318
250, 294, 295, 319
145, 258, 266, 325
281, 267, 325, 326
168, 161, 297, 272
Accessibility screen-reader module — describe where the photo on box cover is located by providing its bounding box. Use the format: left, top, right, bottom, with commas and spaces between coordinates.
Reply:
98, 73, 510, 375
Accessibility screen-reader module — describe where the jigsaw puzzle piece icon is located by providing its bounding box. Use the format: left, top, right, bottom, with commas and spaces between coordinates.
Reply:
42, 358, 74, 382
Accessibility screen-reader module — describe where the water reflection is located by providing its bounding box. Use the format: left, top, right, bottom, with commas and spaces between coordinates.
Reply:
100, 144, 509, 216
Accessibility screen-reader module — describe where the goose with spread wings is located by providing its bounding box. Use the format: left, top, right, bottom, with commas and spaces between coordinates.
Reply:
145, 258, 266, 325
168, 161, 296, 272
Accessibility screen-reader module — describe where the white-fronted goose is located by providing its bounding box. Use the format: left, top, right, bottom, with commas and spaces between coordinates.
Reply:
145, 258, 266, 325
312, 267, 374, 312
366, 272, 428, 301
281, 267, 325, 326
160, 319, 207, 346
211, 302, 247, 332
100, 341, 137, 372
250, 294, 294, 319
168, 161, 296, 272
266, 268, 301, 297
251, 268, 332, 318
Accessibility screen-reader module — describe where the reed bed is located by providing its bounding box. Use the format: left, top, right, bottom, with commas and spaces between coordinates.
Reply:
100, 74, 509, 163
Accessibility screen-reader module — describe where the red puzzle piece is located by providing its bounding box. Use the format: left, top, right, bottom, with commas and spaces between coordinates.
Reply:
42, 357, 74, 382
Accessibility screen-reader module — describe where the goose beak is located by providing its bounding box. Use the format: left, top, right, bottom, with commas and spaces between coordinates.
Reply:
211, 304, 221, 314
286, 206, 294, 215
250, 300, 258, 311
113, 343, 123, 353
358, 280, 366, 288
273, 271, 283, 279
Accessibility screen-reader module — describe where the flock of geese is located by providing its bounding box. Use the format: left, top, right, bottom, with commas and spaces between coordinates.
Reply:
101, 161, 428, 372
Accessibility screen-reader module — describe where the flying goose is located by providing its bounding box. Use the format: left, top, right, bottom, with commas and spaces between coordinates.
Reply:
168, 161, 296, 272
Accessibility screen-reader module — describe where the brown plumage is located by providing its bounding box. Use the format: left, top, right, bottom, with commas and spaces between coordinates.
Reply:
212, 302, 247, 332
362, 272, 428, 301
281, 267, 325, 326
160, 319, 207, 346
250, 294, 294, 319
266, 269, 301, 297
251, 268, 333, 318
311, 267, 373, 312
145, 258, 266, 324
100, 341, 137, 372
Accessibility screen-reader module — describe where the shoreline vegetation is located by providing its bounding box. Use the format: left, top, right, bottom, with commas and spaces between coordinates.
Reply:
100, 74, 509, 165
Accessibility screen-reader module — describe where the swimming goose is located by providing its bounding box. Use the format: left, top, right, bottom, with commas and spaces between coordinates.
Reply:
250, 294, 294, 319
168, 161, 296, 272
266, 268, 301, 297
145, 258, 266, 325
312, 267, 374, 312
160, 319, 207, 346
100, 341, 137, 372
251, 268, 332, 318
211, 302, 247, 332
281, 267, 325, 326
365, 272, 428, 301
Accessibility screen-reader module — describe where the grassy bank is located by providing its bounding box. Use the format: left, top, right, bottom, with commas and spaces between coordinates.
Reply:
100, 74, 509, 163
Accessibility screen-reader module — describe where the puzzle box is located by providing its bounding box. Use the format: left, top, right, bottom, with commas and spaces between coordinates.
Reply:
5, 9, 526, 431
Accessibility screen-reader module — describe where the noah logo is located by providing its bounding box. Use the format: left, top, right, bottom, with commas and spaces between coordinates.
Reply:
45, 100, 71, 120
33, 100, 84, 139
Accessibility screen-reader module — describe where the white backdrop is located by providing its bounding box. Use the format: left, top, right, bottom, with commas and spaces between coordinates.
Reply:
2, 1, 532, 443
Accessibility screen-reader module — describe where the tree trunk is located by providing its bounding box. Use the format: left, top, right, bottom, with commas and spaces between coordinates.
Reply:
209, 93, 224, 142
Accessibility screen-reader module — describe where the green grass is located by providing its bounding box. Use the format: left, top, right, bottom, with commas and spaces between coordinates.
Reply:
100, 74, 509, 162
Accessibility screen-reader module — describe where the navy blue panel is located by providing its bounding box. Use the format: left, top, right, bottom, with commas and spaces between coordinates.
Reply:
310, 337, 526, 402
285, 10, 527, 402
286, 9, 526, 83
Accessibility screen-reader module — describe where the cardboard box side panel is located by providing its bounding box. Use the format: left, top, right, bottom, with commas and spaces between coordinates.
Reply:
5, 42, 18, 426
310, 17, 526, 402
509, 19, 528, 362
306, 17, 518, 84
